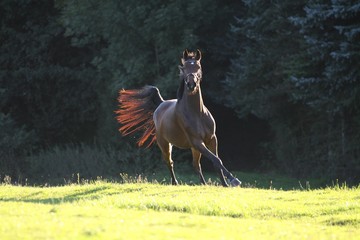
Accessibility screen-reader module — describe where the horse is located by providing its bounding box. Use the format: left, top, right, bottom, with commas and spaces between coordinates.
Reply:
116, 49, 241, 187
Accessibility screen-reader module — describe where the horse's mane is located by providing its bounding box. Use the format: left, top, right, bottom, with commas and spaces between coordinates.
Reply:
177, 71, 185, 100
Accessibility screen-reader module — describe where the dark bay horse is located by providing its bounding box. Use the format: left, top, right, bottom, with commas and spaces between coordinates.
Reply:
116, 49, 241, 187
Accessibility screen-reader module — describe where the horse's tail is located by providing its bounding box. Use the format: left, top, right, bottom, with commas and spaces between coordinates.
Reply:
115, 86, 164, 147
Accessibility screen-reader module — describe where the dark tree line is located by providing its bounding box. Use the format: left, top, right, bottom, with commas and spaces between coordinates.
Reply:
224, 0, 360, 181
1, 0, 359, 183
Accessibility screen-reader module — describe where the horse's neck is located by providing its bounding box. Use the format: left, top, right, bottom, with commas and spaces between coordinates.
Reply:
179, 87, 204, 114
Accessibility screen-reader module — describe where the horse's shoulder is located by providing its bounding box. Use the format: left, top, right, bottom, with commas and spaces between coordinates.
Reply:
202, 106, 215, 121
154, 99, 177, 123
201, 106, 216, 132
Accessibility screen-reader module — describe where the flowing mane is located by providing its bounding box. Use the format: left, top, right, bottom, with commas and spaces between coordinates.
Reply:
177, 77, 185, 100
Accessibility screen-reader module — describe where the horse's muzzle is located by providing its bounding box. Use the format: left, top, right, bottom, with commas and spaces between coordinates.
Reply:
185, 75, 198, 92
186, 81, 196, 91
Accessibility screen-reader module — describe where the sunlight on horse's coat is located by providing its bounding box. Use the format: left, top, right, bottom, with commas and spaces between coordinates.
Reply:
116, 50, 241, 187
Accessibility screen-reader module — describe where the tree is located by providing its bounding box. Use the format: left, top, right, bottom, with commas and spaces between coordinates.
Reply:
224, 0, 360, 181
60, 0, 235, 144
0, 0, 99, 146
223, 0, 308, 174
224, 0, 307, 118
290, 0, 360, 180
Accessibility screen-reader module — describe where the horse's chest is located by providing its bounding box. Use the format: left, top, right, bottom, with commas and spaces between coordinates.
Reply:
182, 115, 214, 140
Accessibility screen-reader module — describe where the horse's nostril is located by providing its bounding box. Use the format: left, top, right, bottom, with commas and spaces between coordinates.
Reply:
187, 82, 195, 91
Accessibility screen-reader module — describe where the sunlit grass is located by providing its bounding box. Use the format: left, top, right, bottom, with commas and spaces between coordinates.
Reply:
0, 182, 359, 239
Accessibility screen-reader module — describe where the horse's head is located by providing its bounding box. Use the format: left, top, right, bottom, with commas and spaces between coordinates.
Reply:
179, 49, 202, 95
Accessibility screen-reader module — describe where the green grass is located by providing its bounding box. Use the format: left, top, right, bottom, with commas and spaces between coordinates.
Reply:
0, 179, 359, 239
124, 170, 330, 190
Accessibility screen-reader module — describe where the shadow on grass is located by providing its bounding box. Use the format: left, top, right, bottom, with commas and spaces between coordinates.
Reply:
0, 186, 110, 204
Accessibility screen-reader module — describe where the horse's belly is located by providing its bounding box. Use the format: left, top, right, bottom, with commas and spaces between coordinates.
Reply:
165, 128, 191, 149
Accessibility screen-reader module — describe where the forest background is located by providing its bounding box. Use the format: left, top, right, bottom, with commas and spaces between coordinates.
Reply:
1, 0, 359, 185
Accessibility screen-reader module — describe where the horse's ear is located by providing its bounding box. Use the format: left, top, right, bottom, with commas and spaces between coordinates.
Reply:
196, 49, 202, 61
183, 49, 189, 60
178, 65, 184, 75
181, 57, 185, 65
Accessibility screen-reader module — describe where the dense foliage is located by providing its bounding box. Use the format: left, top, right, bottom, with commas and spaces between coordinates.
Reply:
0, 0, 359, 184
224, 0, 360, 181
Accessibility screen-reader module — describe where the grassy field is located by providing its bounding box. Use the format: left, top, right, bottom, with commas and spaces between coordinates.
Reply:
0, 176, 359, 239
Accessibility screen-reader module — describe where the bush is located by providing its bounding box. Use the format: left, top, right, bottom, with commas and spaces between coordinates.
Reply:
0, 113, 36, 179
25, 143, 162, 184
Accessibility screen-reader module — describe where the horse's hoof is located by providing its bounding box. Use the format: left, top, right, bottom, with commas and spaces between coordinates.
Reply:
230, 178, 241, 187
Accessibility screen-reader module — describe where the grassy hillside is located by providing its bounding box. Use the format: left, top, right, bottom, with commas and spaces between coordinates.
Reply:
0, 181, 359, 239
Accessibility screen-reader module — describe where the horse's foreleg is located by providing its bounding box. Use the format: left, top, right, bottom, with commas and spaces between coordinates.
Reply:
193, 141, 241, 187
206, 136, 228, 187
158, 141, 178, 185
191, 148, 206, 185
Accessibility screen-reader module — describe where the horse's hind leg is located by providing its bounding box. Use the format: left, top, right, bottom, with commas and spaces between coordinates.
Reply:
191, 148, 206, 185
157, 140, 178, 185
